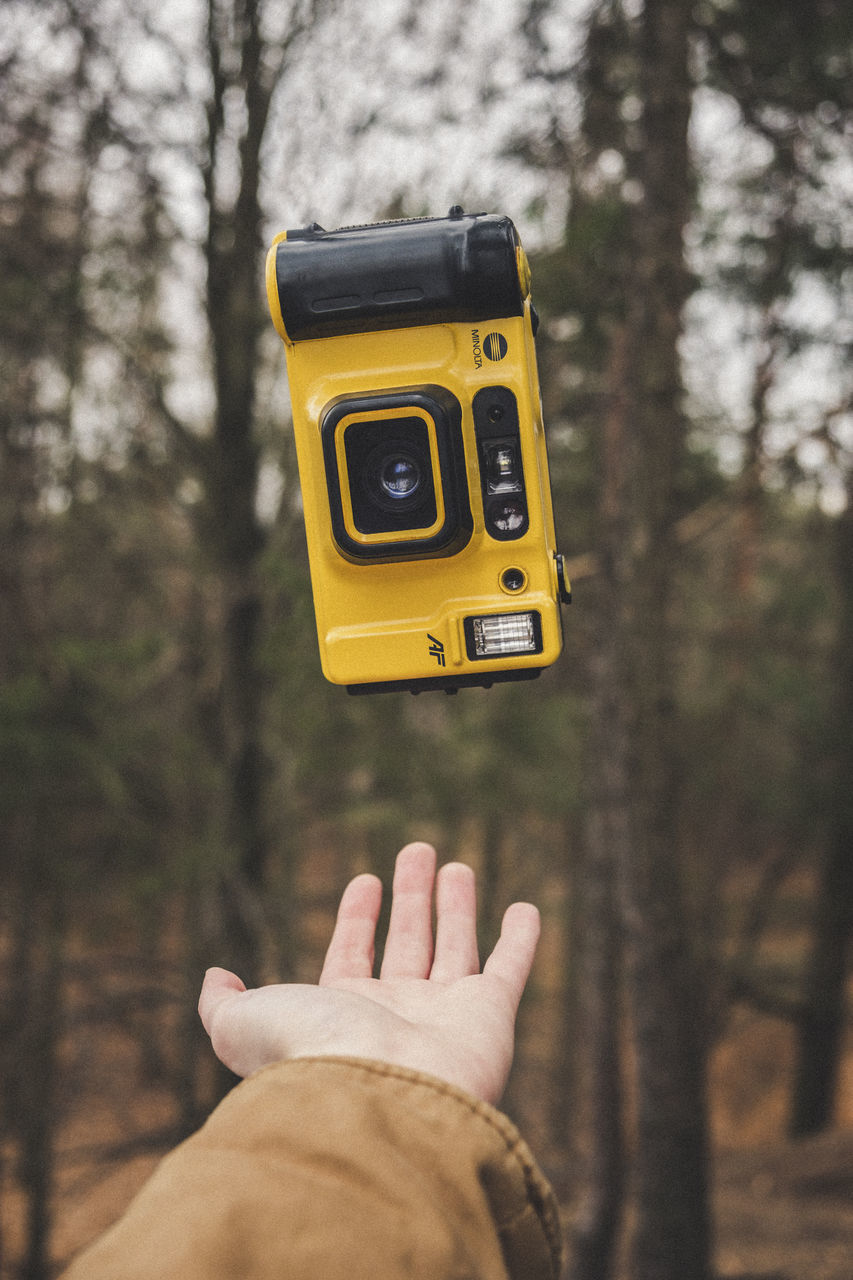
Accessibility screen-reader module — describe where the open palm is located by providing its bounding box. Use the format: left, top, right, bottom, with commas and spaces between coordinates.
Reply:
199, 842, 541, 1105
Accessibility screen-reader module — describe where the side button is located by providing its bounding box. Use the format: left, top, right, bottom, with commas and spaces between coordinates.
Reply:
555, 553, 572, 605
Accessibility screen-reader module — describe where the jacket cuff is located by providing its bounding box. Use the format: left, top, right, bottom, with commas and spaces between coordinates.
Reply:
245, 1056, 564, 1280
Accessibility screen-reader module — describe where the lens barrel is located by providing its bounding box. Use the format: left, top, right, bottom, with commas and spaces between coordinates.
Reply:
345, 417, 437, 533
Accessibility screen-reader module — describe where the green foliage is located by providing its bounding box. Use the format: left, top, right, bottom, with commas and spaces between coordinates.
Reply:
699, 0, 853, 119
676, 496, 839, 848
0, 493, 220, 896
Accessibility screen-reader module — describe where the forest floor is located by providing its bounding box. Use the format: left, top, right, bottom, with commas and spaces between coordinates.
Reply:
517, 1000, 853, 1280
708, 1008, 853, 1280
712, 1127, 853, 1280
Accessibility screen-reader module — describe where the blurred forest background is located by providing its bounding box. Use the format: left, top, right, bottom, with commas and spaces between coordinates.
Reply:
1, 0, 851, 1277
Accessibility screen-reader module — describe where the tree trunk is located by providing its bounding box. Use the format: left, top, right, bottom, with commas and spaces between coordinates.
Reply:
790, 834, 853, 1136
574, 1, 713, 1276
11, 876, 65, 1280
569, 746, 627, 1280
569, 318, 633, 1280
202, 0, 280, 987
617, 3, 712, 1277
560, 0, 711, 1272
790, 491, 853, 1135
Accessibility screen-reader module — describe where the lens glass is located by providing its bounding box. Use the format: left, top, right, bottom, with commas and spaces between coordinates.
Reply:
380, 455, 421, 500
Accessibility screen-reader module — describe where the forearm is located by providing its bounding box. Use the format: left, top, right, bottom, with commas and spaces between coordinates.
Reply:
61, 1057, 562, 1280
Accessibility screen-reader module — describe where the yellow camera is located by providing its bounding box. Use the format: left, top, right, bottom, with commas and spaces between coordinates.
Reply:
265, 207, 570, 694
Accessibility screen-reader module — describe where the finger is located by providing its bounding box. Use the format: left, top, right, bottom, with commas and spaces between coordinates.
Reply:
198, 968, 274, 1078
319, 872, 383, 983
429, 861, 480, 982
482, 902, 541, 1009
379, 841, 437, 979
198, 966, 246, 1038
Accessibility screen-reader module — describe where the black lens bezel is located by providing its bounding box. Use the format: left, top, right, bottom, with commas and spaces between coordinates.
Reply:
321, 387, 472, 562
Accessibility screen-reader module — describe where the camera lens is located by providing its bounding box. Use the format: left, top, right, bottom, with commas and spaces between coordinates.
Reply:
342, 415, 439, 532
380, 455, 421, 501
321, 388, 473, 560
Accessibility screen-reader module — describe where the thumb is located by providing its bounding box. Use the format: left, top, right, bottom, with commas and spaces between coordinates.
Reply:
198, 966, 247, 1038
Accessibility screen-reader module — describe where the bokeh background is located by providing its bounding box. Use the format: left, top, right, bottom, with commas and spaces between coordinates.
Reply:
1, 1, 851, 1277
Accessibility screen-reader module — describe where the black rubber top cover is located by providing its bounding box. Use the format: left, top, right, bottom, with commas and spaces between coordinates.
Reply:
273, 209, 525, 340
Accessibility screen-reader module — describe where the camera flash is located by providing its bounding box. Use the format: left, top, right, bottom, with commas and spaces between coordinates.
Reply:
470, 612, 539, 657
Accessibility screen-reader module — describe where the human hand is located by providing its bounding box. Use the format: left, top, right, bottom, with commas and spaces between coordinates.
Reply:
198, 841, 541, 1105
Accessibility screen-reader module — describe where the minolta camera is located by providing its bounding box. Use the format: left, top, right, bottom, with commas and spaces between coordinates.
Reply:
265, 207, 570, 694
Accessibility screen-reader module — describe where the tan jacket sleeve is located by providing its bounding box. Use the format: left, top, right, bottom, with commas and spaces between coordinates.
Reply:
61, 1057, 563, 1280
